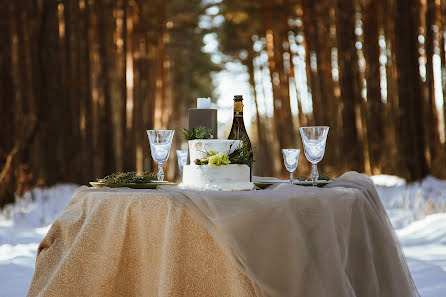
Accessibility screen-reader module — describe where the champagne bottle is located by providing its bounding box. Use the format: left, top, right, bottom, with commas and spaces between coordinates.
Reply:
228, 95, 252, 179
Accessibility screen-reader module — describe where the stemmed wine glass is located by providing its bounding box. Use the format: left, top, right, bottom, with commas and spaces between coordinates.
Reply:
299, 126, 329, 186
282, 149, 300, 184
147, 130, 174, 181
176, 150, 188, 173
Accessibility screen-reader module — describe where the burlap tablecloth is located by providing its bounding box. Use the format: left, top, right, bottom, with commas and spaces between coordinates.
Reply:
27, 172, 419, 297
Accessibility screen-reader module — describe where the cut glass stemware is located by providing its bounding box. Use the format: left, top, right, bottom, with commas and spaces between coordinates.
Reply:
299, 126, 329, 186
176, 150, 188, 173
147, 130, 174, 181
282, 149, 300, 184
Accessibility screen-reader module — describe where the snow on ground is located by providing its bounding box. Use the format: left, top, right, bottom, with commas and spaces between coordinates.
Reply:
0, 177, 446, 297
0, 184, 78, 297
373, 175, 446, 229
373, 175, 446, 297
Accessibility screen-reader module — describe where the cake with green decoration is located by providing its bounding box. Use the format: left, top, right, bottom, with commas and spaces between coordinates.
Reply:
180, 139, 253, 191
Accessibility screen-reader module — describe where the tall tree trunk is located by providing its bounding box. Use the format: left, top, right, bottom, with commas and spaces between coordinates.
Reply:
34, 0, 67, 184
315, 1, 336, 126
363, 0, 385, 173
441, 0, 446, 158
12, 3, 34, 117
169, 26, 190, 181
123, 5, 136, 172
0, 0, 16, 206
24, 1, 44, 184
287, 34, 303, 129
79, 0, 93, 183
290, 28, 308, 127
425, 0, 442, 168
4, 1, 39, 199
64, 0, 82, 181
133, 51, 146, 174
96, 0, 117, 175
315, 0, 338, 170
247, 45, 269, 176
154, 0, 169, 129
263, 0, 297, 149
335, 0, 365, 171
145, 37, 157, 173
89, 0, 104, 178
132, 13, 146, 173
394, 0, 428, 181
382, 0, 401, 174
301, 0, 322, 125
121, 0, 129, 171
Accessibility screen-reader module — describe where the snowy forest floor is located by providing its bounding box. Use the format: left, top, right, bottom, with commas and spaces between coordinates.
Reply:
1, 175, 446, 297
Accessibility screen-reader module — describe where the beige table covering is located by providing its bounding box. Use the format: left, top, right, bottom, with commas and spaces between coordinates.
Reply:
27, 172, 419, 297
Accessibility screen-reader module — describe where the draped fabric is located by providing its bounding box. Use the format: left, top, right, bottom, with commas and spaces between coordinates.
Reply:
28, 172, 419, 297
27, 189, 254, 297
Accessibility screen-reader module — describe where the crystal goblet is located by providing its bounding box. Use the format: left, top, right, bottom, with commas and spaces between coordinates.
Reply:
176, 150, 188, 172
147, 130, 174, 181
299, 126, 329, 186
282, 149, 300, 184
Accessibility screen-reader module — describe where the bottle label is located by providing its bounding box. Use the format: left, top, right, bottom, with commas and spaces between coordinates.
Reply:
234, 101, 244, 117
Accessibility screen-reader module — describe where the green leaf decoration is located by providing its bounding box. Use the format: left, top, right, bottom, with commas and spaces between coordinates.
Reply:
317, 175, 332, 181
297, 175, 332, 181
101, 171, 157, 185
180, 126, 214, 141
228, 142, 254, 165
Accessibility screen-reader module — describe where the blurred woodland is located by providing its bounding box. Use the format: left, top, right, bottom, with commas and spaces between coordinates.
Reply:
1, 0, 446, 206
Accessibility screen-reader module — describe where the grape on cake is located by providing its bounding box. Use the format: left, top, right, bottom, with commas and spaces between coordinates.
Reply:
180, 139, 254, 191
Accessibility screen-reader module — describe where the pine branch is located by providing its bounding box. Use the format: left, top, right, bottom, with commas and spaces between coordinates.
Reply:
101, 172, 157, 185
180, 126, 214, 141
228, 142, 254, 165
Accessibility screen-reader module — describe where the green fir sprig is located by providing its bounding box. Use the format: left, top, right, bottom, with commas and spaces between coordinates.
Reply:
228, 142, 254, 165
101, 171, 157, 185
180, 126, 214, 141
317, 174, 332, 181
297, 174, 332, 181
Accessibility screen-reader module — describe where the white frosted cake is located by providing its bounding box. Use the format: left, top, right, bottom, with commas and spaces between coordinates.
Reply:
182, 164, 252, 191
180, 139, 254, 191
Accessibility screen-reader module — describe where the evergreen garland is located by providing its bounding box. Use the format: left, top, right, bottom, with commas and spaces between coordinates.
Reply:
101, 172, 157, 185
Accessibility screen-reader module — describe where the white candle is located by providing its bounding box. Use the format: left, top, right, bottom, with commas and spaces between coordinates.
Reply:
197, 97, 211, 109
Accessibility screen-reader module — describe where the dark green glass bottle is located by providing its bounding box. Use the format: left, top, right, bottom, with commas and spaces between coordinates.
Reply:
228, 95, 252, 180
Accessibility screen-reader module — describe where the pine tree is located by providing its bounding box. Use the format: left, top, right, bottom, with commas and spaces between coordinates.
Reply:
363, 0, 385, 173
424, 0, 442, 168
335, 0, 365, 171
394, 0, 428, 180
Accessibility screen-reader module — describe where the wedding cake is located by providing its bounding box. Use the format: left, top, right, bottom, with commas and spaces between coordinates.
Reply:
180, 139, 254, 191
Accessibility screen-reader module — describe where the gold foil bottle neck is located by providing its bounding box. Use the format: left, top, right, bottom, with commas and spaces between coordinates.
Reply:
234, 101, 244, 113
233, 95, 244, 117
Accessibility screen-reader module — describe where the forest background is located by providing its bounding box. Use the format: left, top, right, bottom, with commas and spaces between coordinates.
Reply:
1, 0, 446, 206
